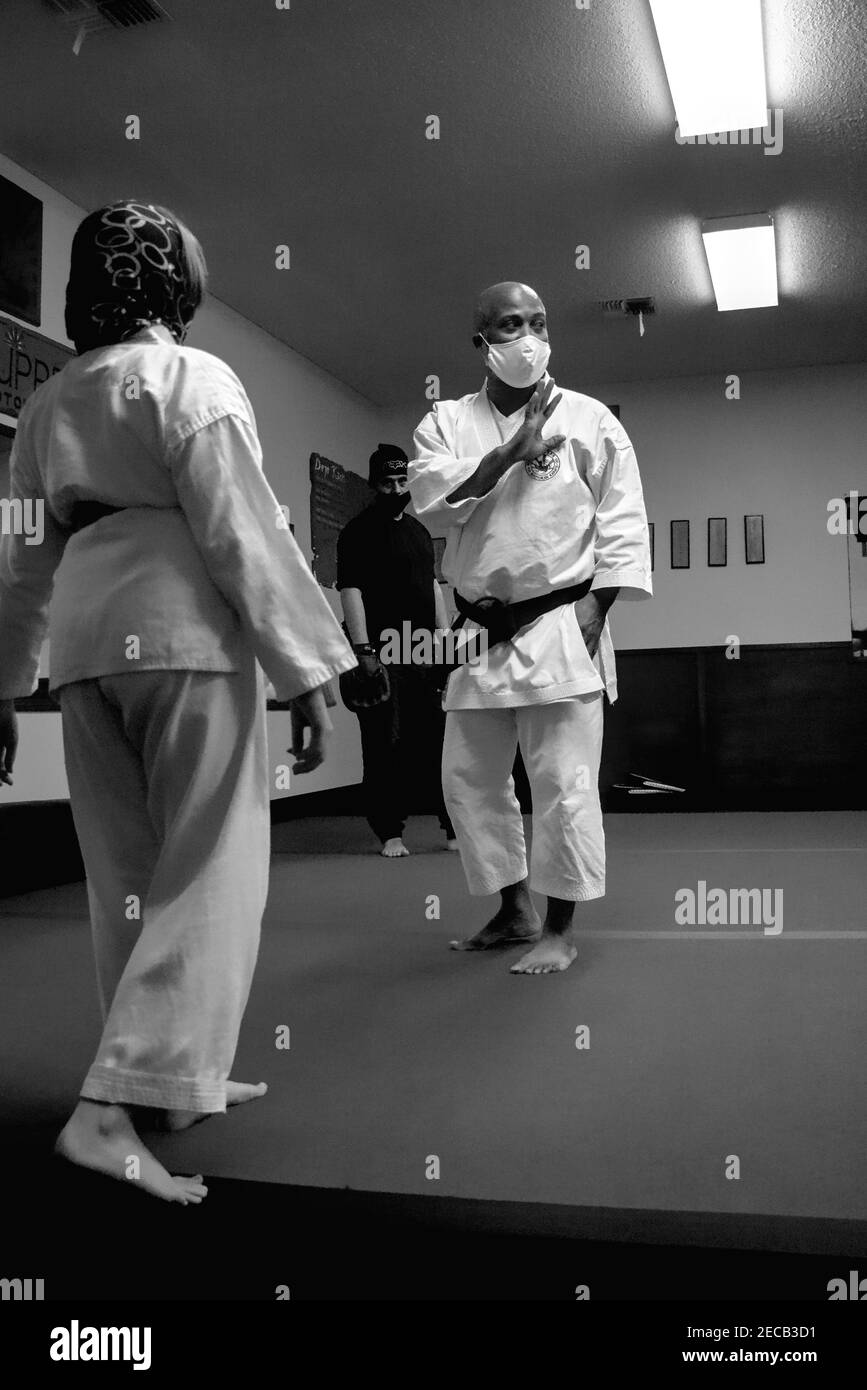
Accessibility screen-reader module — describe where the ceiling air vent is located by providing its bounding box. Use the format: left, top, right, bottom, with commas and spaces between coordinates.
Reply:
600, 297, 656, 319
599, 296, 656, 339
43, 0, 170, 36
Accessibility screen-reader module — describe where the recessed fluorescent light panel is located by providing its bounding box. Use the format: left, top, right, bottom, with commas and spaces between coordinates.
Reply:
701, 214, 778, 311
649, 0, 768, 138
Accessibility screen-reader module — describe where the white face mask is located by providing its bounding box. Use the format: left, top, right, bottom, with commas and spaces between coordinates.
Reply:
481, 333, 551, 389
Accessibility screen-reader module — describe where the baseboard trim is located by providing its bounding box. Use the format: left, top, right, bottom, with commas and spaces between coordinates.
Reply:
281, 1185, 867, 1258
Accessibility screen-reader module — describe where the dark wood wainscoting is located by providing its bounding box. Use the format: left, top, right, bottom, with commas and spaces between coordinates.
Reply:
2, 644, 864, 896
600, 642, 867, 811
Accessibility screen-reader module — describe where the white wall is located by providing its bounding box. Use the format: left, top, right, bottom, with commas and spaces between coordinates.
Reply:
5, 149, 866, 808
382, 361, 867, 650
1, 155, 383, 805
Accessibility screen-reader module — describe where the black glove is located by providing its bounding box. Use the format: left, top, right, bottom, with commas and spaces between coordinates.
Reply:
339, 649, 391, 712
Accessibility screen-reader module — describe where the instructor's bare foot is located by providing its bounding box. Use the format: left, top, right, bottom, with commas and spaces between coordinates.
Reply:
381, 837, 409, 858
510, 936, 577, 974
450, 902, 542, 951
153, 1080, 269, 1133
55, 1100, 208, 1204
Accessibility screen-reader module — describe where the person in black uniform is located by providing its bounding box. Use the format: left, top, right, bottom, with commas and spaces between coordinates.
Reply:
337, 444, 457, 857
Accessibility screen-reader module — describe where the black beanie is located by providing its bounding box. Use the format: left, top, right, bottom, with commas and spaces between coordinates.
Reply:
369, 443, 408, 485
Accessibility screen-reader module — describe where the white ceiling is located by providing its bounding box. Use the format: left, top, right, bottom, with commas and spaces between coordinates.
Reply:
3, 0, 866, 406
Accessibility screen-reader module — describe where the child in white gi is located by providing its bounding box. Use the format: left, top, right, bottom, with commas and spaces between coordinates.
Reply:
0, 201, 356, 1202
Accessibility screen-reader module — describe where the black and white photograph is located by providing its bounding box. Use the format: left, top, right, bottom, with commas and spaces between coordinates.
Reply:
0, 0, 866, 1353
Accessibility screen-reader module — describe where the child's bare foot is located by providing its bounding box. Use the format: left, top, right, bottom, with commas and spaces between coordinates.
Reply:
55, 1100, 208, 1204
154, 1080, 268, 1133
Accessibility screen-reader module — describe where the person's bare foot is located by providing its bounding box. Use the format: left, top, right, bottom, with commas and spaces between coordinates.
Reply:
450, 901, 542, 951
55, 1100, 208, 1204
150, 1080, 269, 1134
381, 837, 409, 858
510, 935, 577, 974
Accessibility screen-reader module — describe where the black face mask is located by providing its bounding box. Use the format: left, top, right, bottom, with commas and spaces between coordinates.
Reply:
375, 490, 411, 517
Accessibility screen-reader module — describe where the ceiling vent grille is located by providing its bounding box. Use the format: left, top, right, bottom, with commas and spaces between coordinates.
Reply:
43, 0, 170, 34
600, 297, 656, 319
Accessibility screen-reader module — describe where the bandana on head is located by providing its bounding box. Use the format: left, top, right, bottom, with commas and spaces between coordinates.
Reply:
368, 443, 408, 486
65, 200, 199, 354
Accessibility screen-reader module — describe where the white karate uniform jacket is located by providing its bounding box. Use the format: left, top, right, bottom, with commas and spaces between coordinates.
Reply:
0, 324, 355, 702
409, 377, 652, 708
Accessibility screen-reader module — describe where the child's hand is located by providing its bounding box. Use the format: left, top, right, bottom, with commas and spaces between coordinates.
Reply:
288, 686, 332, 775
0, 699, 18, 786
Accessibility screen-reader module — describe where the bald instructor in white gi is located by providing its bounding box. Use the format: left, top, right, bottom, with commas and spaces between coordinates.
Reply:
409, 282, 652, 974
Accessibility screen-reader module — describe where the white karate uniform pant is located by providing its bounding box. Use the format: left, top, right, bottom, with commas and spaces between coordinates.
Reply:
442, 693, 605, 901
58, 654, 269, 1112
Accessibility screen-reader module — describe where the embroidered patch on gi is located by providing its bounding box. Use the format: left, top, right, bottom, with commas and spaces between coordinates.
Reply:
524, 449, 560, 481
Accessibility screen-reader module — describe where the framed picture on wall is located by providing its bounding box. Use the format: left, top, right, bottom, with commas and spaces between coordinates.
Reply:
432, 536, 447, 584
846, 494, 867, 659
670, 519, 690, 569
744, 514, 765, 564
708, 517, 727, 567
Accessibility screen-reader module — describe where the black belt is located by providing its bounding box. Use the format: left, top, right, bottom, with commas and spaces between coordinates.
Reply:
67, 502, 127, 534
453, 579, 594, 648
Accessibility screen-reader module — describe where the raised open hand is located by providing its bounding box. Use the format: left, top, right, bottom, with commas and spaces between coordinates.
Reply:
507, 378, 566, 463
